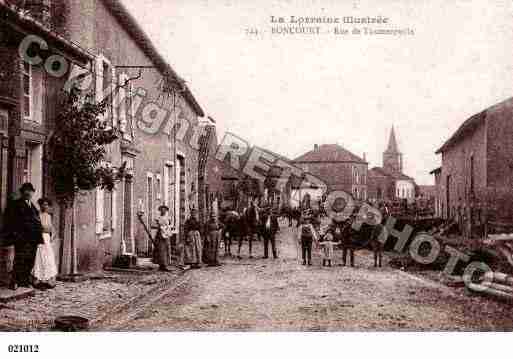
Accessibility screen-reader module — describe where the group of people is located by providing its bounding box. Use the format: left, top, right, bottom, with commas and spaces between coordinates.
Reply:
4, 183, 58, 291
296, 208, 385, 268
151, 199, 386, 271
151, 206, 225, 271
221, 200, 280, 260
151, 199, 282, 271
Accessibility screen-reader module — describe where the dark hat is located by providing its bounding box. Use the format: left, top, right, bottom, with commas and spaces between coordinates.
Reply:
20, 182, 35, 193
37, 197, 52, 206
158, 204, 169, 212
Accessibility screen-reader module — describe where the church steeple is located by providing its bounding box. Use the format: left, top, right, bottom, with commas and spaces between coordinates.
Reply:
383, 125, 403, 174
386, 125, 399, 153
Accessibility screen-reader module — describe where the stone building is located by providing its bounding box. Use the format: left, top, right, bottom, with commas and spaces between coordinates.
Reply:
368, 126, 416, 203
435, 97, 513, 224
0, 0, 94, 282
292, 144, 368, 202
0, 0, 207, 279
64, 0, 206, 270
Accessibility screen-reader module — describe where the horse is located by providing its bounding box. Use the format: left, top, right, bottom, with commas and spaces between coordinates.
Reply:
338, 213, 385, 268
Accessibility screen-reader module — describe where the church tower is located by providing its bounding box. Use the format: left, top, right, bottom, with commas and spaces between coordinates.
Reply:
383, 126, 403, 174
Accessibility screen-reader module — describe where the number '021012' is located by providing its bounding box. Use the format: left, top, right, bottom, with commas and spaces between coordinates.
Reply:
7, 345, 39, 353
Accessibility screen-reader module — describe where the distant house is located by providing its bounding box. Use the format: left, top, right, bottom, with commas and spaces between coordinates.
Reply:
368, 127, 416, 203
435, 97, 513, 223
209, 143, 292, 211
292, 144, 368, 203
429, 167, 442, 217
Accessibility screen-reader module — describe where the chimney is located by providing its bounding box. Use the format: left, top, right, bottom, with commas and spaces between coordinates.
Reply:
314, 144, 319, 151
363, 152, 366, 161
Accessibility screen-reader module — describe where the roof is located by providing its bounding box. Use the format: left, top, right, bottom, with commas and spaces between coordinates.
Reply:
101, 0, 204, 116
368, 167, 389, 177
0, 1, 93, 62
418, 185, 436, 197
435, 110, 486, 154
385, 126, 399, 153
293, 144, 366, 163
429, 167, 441, 175
369, 166, 414, 181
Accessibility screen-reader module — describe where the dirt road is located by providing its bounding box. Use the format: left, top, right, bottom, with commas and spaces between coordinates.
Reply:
103, 220, 513, 331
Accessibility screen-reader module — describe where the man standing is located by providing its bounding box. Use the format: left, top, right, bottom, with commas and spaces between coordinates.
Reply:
262, 208, 279, 259
297, 214, 318, 266
244, 199, 259, 259
5, 183, 44, 290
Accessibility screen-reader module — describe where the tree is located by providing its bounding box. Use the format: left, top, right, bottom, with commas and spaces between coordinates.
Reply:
48, 86, 123, 274
48, 87, 122, 205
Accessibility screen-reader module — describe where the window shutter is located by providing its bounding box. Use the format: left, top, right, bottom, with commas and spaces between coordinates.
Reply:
95, 57, 103, 103
118, 73, 127, 133
111, 66, 117, 127
163, 166, 169, 206
111, 188, 117, 230
95, 188, 104, 234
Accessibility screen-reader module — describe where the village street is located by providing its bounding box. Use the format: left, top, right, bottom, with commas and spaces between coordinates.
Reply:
97, 219, 513, 331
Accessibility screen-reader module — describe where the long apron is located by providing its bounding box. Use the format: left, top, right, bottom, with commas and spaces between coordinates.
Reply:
204, 230, 220, 264
184, 230, 203, 265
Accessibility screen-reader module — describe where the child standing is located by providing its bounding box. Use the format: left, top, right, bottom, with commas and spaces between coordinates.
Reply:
319, 232, 335, 267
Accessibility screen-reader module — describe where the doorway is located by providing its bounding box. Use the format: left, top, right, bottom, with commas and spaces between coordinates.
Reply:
446, 175, 451, 219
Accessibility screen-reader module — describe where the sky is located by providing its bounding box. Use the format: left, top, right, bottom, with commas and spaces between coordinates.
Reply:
122, 0, 513, 185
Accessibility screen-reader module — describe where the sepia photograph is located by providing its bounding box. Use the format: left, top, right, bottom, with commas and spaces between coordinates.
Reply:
0, 0, 512, 356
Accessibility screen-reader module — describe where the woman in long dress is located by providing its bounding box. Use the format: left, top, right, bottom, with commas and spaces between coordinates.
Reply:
203, 212, 222, 266
184, 209, 203, 268
152, 205, 173, 271
32, 198, 58, 289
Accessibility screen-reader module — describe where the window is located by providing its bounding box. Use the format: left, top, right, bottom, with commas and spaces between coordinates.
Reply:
22, 62, 32, 120
103, 190, 112, 232
163, 163, 173, 206
470, 155, 474, 196
22, 143, 43, 202
156, 174, 162, 200
96, 187, 115, 236
118, 72, 132, 139
23, 148, 30, 184
96, 166, 116, 236
147, 173, 154, 226
95, 54, 116, 127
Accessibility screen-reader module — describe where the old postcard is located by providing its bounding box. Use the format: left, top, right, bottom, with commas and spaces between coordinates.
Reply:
0, 0, 512, 355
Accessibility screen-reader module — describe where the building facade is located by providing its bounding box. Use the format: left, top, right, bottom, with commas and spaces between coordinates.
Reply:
0, 0, 94, 283
435, 97, 513, 223
368, 127, 416, 203
0, 0, 208, 281
292, 144, 368, 202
